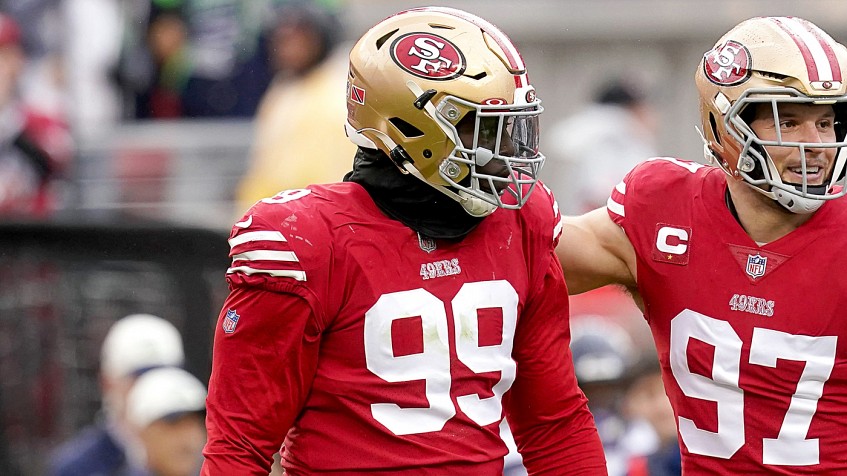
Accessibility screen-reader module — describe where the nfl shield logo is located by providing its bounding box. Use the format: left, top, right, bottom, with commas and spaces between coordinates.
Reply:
745, 254, 767, 279
222, 309, 240, 334
418, 232, 436, 253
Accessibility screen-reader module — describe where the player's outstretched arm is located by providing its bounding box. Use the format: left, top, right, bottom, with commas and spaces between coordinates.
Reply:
556, 207, 637, 295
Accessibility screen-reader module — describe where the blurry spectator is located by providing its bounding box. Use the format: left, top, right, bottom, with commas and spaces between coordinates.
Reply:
131, 4, 191, 119
234, 1, 355, 214
2, 0, 67, 122
177, 0, 274, 118
50, 313, 185, 476
622, 362, 681, 476
110, 1, 275, 122
570, 315, 657, 476
125, 367, 207, 476
0, 0, 58, 57
545, 77, 658, 214
61, 0, 124, 141
0, 12, 73, 217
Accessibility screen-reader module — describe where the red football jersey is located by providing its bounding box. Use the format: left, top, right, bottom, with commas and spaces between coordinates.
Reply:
202, 182, 605, 475
608, 157, 847, 474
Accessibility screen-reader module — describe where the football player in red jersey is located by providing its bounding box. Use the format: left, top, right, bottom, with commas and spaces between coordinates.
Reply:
556, 16, 847, 475
201, 7, 606, 475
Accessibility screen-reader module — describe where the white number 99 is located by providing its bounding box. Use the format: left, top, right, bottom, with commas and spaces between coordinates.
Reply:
364, 281, 518, 435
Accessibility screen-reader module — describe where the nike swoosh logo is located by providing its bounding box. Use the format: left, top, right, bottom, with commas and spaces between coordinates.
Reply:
235, 215, 253, 228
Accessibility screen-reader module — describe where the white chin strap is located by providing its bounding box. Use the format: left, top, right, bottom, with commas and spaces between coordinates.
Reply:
773, 188, 824, 214
739, 173, 825, 215
457, 191, 498, 217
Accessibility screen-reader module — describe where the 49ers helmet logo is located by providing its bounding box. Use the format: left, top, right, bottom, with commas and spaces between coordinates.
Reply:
703, 40, 752, 86
390, 33, 466, 81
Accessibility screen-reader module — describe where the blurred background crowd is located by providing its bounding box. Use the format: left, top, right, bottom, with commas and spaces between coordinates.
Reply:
0, 0, 842, 474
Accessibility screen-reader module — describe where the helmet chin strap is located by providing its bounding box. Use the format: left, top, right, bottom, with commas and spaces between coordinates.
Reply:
457, 192, 499, 217
773, 188, 825, 214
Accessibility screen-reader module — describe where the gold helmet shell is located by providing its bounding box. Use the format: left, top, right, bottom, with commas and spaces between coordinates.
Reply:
346, 7, 543, 216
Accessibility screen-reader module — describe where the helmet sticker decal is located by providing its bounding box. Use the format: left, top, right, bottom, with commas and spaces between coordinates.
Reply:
348, 82, 366, 105
390, 32, 466, 81
703, 40, 751, 86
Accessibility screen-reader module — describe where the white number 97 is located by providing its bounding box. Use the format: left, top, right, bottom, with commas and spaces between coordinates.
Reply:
364, 281, 518, 436
670, 309, 836, 466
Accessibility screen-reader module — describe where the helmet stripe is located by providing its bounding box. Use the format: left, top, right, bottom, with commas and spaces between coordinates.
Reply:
801, 19, 843, 82
408, 7, 526, 71
771, 17, 841, 82
514, 73, 526, 88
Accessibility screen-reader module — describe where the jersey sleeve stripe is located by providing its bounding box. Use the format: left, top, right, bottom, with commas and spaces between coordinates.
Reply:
607, 196, 625, 218
607, 178, 627, 220
541, 182, 563, 243
231, 250, 299, 263
226, 266, 307, 281
553, 214, 564, 241
227, 228, 308, 282
228, 230, 287, 247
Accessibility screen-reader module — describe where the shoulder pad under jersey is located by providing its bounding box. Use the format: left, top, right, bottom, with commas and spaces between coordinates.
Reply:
226, 188, 332, 292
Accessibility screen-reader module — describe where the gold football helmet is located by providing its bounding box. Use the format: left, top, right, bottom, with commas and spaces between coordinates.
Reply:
696, 16, 847, 213
345, 7, 543, 217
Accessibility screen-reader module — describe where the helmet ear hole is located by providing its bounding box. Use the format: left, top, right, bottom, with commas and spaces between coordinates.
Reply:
709, 113, 721, 145
389, 117, 424, 138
